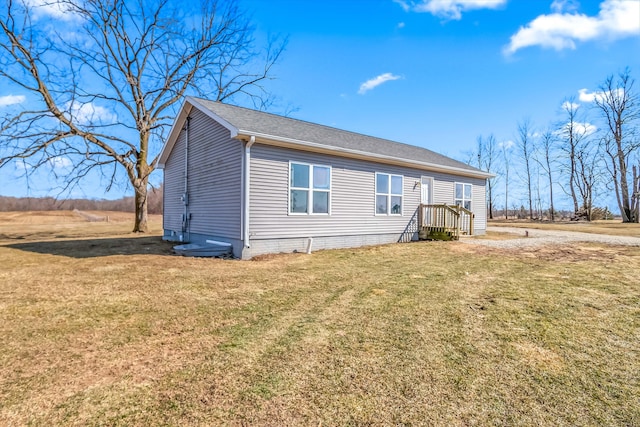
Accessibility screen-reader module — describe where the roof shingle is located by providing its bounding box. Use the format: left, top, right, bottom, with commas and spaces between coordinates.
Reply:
191, 97, 485, 176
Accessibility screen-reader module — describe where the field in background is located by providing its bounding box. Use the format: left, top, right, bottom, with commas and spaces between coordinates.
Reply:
0, 212, 639, 425
0, 210, 162, 242
489, 218, 640, 237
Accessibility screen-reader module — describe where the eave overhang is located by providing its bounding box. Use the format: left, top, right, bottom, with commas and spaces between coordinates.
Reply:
234, 131, 495, 180
158, 97, 495, 180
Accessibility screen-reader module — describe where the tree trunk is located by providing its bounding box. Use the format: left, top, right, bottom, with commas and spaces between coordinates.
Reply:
569, 152, 579, 215
133, 178, 149, 232
632, 165, 640, 223
504, 149, 509, 220
548, 172, 555, 222
504, 179, 508, 220
487, 179, 494, 220
488, 191, 494, 219
617, 144, 632, 222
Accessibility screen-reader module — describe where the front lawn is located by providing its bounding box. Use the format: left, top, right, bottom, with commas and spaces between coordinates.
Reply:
1, 212, 638, 425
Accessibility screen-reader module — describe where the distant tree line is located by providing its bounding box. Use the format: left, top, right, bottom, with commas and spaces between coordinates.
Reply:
470, 68, 639, 222
0, 185, 163, 214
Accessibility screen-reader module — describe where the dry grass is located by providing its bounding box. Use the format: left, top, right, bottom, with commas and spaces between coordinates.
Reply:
489, 219, 640, 237
0, 210, 162, 242
1, 211, 639, 426
468, 230, 523, 240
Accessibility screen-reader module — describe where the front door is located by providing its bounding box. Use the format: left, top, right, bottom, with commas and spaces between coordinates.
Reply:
421, 177, 432, 225
421, 176, 432, 204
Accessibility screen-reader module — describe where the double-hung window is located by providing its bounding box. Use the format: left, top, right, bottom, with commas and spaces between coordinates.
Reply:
375, 173, 403, 215
455, 182, 472, 210
289, 162, 331, 214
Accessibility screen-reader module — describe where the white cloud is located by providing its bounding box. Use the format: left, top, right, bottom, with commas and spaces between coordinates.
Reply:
23, 0, 80, 21
0, 94, 26, 107
504, 0, 640, 55
551, 0, 579, 14
393, 0, 411, 12
14, 161, 32, 172
578, 88, 596, 102
48, 157, 73, 170
65, 101, 116, 125
397, 22, 406, 28
575, 122, 597, 136
561, 100, 580, 111
358, 73, 401, 95
394, 0, 507, 20
499, 140, 515, 149
578, 87, 625, 103
557, 121, 598, 136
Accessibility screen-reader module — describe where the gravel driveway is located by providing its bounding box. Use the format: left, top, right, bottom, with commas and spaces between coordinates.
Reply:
462, 226, 640, 249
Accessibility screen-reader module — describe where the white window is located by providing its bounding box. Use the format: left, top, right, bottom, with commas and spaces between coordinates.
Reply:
375, 173, 403, 215
289, 162, 331, 214
455, 182, 472, 210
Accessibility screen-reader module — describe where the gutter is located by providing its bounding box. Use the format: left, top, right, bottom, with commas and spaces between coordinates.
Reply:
181, 116, 191, 242
243, 135, 255, 249
235, 131, 495, 180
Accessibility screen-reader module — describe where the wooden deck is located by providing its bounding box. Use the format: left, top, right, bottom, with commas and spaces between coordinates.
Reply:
417, 204, 474, 241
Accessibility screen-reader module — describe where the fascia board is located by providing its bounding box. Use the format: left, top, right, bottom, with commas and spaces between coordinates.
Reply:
157, 97, 239, 169
157, 102, 192, 169
185, 96, 239, 138
237, 131, 495, 180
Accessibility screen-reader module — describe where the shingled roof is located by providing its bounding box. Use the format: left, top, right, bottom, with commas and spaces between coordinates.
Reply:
159, 96, 490, 178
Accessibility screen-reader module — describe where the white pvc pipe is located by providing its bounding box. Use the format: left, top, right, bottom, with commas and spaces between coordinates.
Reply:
243, 135, 255, 248
184, 117, 189, 197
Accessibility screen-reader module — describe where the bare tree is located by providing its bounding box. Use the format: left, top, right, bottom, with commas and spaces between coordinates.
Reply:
534, 172, 543, 219
472, 134, 499, 219
573, 136, 602, 221
501, 141, 512, 220
633, 163, 640, 221
0, 0, 284, 231
534, 130, 557, 220
594, 68, 640, 223
516, 118, 535, 219
557, 97, 592, 217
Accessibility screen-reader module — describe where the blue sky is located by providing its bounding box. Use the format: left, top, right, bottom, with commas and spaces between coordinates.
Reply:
1, 0, 639, 205
246, 0, 638, 155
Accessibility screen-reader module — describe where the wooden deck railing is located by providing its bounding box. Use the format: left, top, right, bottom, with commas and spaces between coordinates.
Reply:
456, 205, 474, 236
418, 204, 474, 240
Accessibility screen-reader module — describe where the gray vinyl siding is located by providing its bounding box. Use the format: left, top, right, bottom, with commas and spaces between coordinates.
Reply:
249, 144, 487, 240
433, 177, 487, 231
472, 182, 487, 231
162, 109, 243, 240
185, 109, 243, 239
163, 128, 185, 231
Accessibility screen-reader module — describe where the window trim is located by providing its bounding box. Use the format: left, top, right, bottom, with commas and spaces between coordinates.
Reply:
454, 182, 472, 211
375, 172, 404, 216
288, 161, 332, 215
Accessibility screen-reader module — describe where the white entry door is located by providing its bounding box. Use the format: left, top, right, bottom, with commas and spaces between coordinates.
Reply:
421, 176, 432, 204
421, 177, 432, 225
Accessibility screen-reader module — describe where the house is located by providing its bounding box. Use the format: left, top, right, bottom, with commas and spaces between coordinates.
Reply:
157, 97, 493, 259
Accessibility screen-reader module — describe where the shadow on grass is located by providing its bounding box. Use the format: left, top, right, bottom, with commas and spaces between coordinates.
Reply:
5, 236, 176, 258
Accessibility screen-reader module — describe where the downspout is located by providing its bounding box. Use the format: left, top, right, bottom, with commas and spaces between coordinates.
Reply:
243, 135, 256, 249
181, 116, 190, 242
